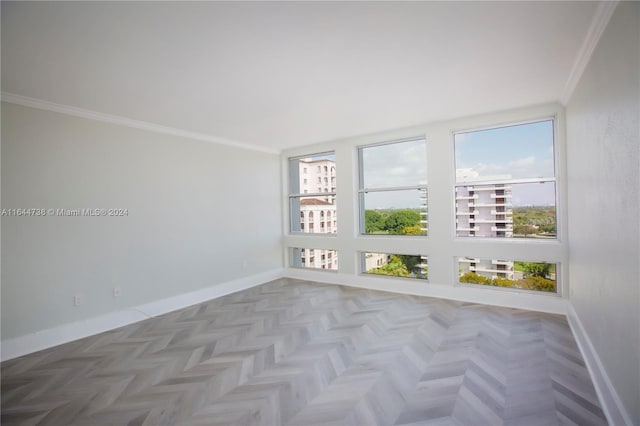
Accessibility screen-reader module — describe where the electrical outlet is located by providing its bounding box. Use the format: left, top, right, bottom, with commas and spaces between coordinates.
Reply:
73, 295, 82, 306
113, 287, 122, 297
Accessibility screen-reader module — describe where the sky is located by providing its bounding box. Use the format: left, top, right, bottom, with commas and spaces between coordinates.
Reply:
455, 120, 555, 206
455, 120, 555, 182
362, 139, 427, 189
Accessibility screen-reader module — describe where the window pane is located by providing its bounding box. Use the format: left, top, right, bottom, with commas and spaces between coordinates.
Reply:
455, 182, 555, 238
455, 120, 554, 183
362, 189, 427, 235
361, 139, 427, 188
458, 257, 557, 293
289, 152, 336, 234
291, 248, 338, 271
363, 253, 427, 280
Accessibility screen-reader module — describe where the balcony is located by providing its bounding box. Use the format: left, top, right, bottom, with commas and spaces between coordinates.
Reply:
473, 202, 513, 208
456, 194, 479, 201
470, 266, 515, 275
468, 185, 513, 192
457, 226, 480, 232
491, 260, 514, 266
490, 193, 513, 199
491, 226, 513, 232
471, 218, 513, 224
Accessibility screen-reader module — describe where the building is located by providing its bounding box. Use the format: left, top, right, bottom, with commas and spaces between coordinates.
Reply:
364, 252, 389, 271
458, 257, 515, 280
455, 183, 514, 238
455, 178, 515, 280
298, 158, 338, 270
298, 158, 336, 202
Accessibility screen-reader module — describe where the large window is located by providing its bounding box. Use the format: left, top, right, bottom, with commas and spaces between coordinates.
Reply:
359, 139, 427, 235
454, 120, 556, 239
289, 152, 336, 234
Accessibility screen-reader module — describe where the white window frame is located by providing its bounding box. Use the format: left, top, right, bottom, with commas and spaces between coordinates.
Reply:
453, 118, 558, 241
288, 152, 337, 234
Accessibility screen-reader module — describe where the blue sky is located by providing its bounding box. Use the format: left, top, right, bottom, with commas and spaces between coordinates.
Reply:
455, 120, 555, 181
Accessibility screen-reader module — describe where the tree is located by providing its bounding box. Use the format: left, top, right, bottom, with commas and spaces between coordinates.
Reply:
384, 210, 420, 234
459, 272, 491, 284
522, 262, 552, 278
492, 277, 515, 288
369, 255, 409, 277
364, 210, 385, 233
402, 225, 424, 235
398, 254, 422, 274
538, 223, 556, 235
518, 276, 556, 292
514, 224, 536, 236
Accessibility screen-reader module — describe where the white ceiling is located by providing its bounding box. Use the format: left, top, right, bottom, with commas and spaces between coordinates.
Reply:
2, 1, 599, 152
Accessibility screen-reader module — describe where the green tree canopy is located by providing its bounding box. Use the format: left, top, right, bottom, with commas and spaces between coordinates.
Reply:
522, 262, 552, 278
365, 210, 385, 233
514, 224, 536, 236
384, 210, 421, 234
402, 225, 424, 235
369, 255, 409, 277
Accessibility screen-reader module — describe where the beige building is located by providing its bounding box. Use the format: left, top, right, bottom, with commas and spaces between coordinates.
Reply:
297, 158, 338, 270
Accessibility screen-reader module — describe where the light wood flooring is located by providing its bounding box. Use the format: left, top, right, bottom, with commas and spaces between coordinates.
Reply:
1, 278, 607, 426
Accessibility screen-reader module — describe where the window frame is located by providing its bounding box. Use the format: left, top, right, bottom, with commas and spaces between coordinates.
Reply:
288, 151, 337, 235
357, 137, 428, 236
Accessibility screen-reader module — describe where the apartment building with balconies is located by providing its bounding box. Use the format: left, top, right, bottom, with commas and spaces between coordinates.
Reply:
458, 257, 515, 280
455, 184, 514, 238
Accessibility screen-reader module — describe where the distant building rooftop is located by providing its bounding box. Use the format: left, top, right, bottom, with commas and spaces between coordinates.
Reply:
301, 198, 332, 206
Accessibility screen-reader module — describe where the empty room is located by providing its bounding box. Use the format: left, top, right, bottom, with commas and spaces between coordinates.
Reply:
1, 1, 638, 425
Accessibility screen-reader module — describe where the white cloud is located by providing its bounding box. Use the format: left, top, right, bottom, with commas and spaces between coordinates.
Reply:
508, 156, 536, 168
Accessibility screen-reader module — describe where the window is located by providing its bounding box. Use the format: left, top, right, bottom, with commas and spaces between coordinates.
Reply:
458, 257, 557, 293
289, 152, 337, 234
291, 248, 338, 271
454, 120, 556, 239
359, 139, 427, 235
362, 253, 428, 280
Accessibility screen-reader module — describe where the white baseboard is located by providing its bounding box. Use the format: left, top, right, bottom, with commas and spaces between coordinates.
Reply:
283, 268, 568, 315
566, 303, 633, 426
1, 268, 283, 362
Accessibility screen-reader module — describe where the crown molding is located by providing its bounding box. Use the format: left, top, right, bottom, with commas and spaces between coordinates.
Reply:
560, 1, 619, 106
1, 92, 280, 155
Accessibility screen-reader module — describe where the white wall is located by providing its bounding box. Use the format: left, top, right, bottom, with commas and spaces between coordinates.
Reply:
1, 102, 283, 340
282, 102, 568, 315
566, 2, 640, 424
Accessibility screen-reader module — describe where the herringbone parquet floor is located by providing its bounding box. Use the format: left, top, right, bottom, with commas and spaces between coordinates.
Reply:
2, 278, 606, 426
